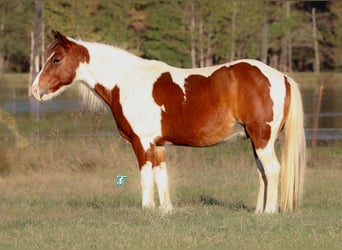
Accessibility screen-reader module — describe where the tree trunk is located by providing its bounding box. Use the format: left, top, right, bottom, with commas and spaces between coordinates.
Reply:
29, 31, 34, 93
29, 1, 43, 95
189, 2, 196, 68
0, 52, 3, 75
205, 39, 212, 66
261, 12, 268, 64
280, 37, 287, 72
199, 18, 204, 67
312, 7, 320, 73
270, 54, 279, 69
286, 2, 293, 72
40, 22, 45, 68
0, 9, 4, 74
229, 1, 237, 61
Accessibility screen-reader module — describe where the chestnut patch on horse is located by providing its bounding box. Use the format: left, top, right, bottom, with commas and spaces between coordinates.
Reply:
94, 83, 112, 105
229, 62, 273, 149
153, 146, 165, 167
153, 62, 273, 149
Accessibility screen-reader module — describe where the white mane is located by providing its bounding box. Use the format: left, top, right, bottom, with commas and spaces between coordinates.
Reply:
72, 41, 151, 112
75, 82, 108, 112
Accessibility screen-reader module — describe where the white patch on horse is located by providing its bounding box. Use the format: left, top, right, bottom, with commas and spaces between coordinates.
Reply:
74, 41, 163, 151
77, 41, 144, 90
120, 78, 163, 151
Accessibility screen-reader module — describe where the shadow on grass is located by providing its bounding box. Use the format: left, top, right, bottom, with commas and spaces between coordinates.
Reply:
199, 195, 254, 212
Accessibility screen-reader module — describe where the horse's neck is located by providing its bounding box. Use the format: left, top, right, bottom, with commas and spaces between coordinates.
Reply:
81, 42, 149, 90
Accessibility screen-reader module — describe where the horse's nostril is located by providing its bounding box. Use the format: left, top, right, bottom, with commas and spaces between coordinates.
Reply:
31, 86, 46, 101
39, 88, 49, 99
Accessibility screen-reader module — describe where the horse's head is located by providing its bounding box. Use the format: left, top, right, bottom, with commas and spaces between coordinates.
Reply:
31, 31, 90, 101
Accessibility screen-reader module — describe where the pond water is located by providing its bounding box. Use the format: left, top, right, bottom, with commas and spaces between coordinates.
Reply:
302, 86, 342, 140
1, 84, 342, 140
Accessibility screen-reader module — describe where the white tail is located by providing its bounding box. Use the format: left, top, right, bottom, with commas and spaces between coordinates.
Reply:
281, 77, 306, 212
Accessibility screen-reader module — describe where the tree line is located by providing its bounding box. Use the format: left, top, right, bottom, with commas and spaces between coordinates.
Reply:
1, 0, 342, 74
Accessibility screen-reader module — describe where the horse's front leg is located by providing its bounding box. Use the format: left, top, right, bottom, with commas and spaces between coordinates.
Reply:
132, 138, 172, 212
140, 161, 155, 209
153, 146, 173, 213
131, 138, 155, 209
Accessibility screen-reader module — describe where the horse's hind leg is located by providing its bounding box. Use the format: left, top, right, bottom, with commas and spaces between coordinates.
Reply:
254, 141, 281, 213
251, 142, 268, 213
153, 146, 173, 213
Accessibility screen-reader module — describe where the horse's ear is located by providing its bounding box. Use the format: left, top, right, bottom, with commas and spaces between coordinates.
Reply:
51, 30, 70, 48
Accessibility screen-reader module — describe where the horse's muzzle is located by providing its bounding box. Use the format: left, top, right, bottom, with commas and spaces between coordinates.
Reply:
31, 84, 48, 101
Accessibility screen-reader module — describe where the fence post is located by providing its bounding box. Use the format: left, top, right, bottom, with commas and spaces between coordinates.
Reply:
311, 86, 324, 165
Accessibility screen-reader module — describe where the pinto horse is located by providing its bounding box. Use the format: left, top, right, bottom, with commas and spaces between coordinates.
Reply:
32, 31, 306, 213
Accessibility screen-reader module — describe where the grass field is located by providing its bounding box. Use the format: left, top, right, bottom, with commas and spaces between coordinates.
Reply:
0, 132, 341, 249
0, 73, 341, 249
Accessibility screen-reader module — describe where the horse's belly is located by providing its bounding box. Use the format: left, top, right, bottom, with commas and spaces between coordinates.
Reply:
221, 122, 247, 142
164, 121, 246, 147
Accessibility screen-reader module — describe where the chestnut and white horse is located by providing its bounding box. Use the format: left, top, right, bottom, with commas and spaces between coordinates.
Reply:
32, 31, 306, 213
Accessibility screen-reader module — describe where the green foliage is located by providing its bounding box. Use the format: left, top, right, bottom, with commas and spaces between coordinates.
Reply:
329, 1, 342, 70
1, 0, 341, 72
0, 0, 33, 72
139, 1, 190, 66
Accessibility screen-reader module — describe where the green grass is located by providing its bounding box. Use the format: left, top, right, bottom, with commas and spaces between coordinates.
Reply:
1, 199, 339, 249
0, 73, 29, 87
0, 134, 341, 249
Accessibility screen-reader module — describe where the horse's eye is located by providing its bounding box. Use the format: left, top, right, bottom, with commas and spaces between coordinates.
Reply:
52, 58, 61, 64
